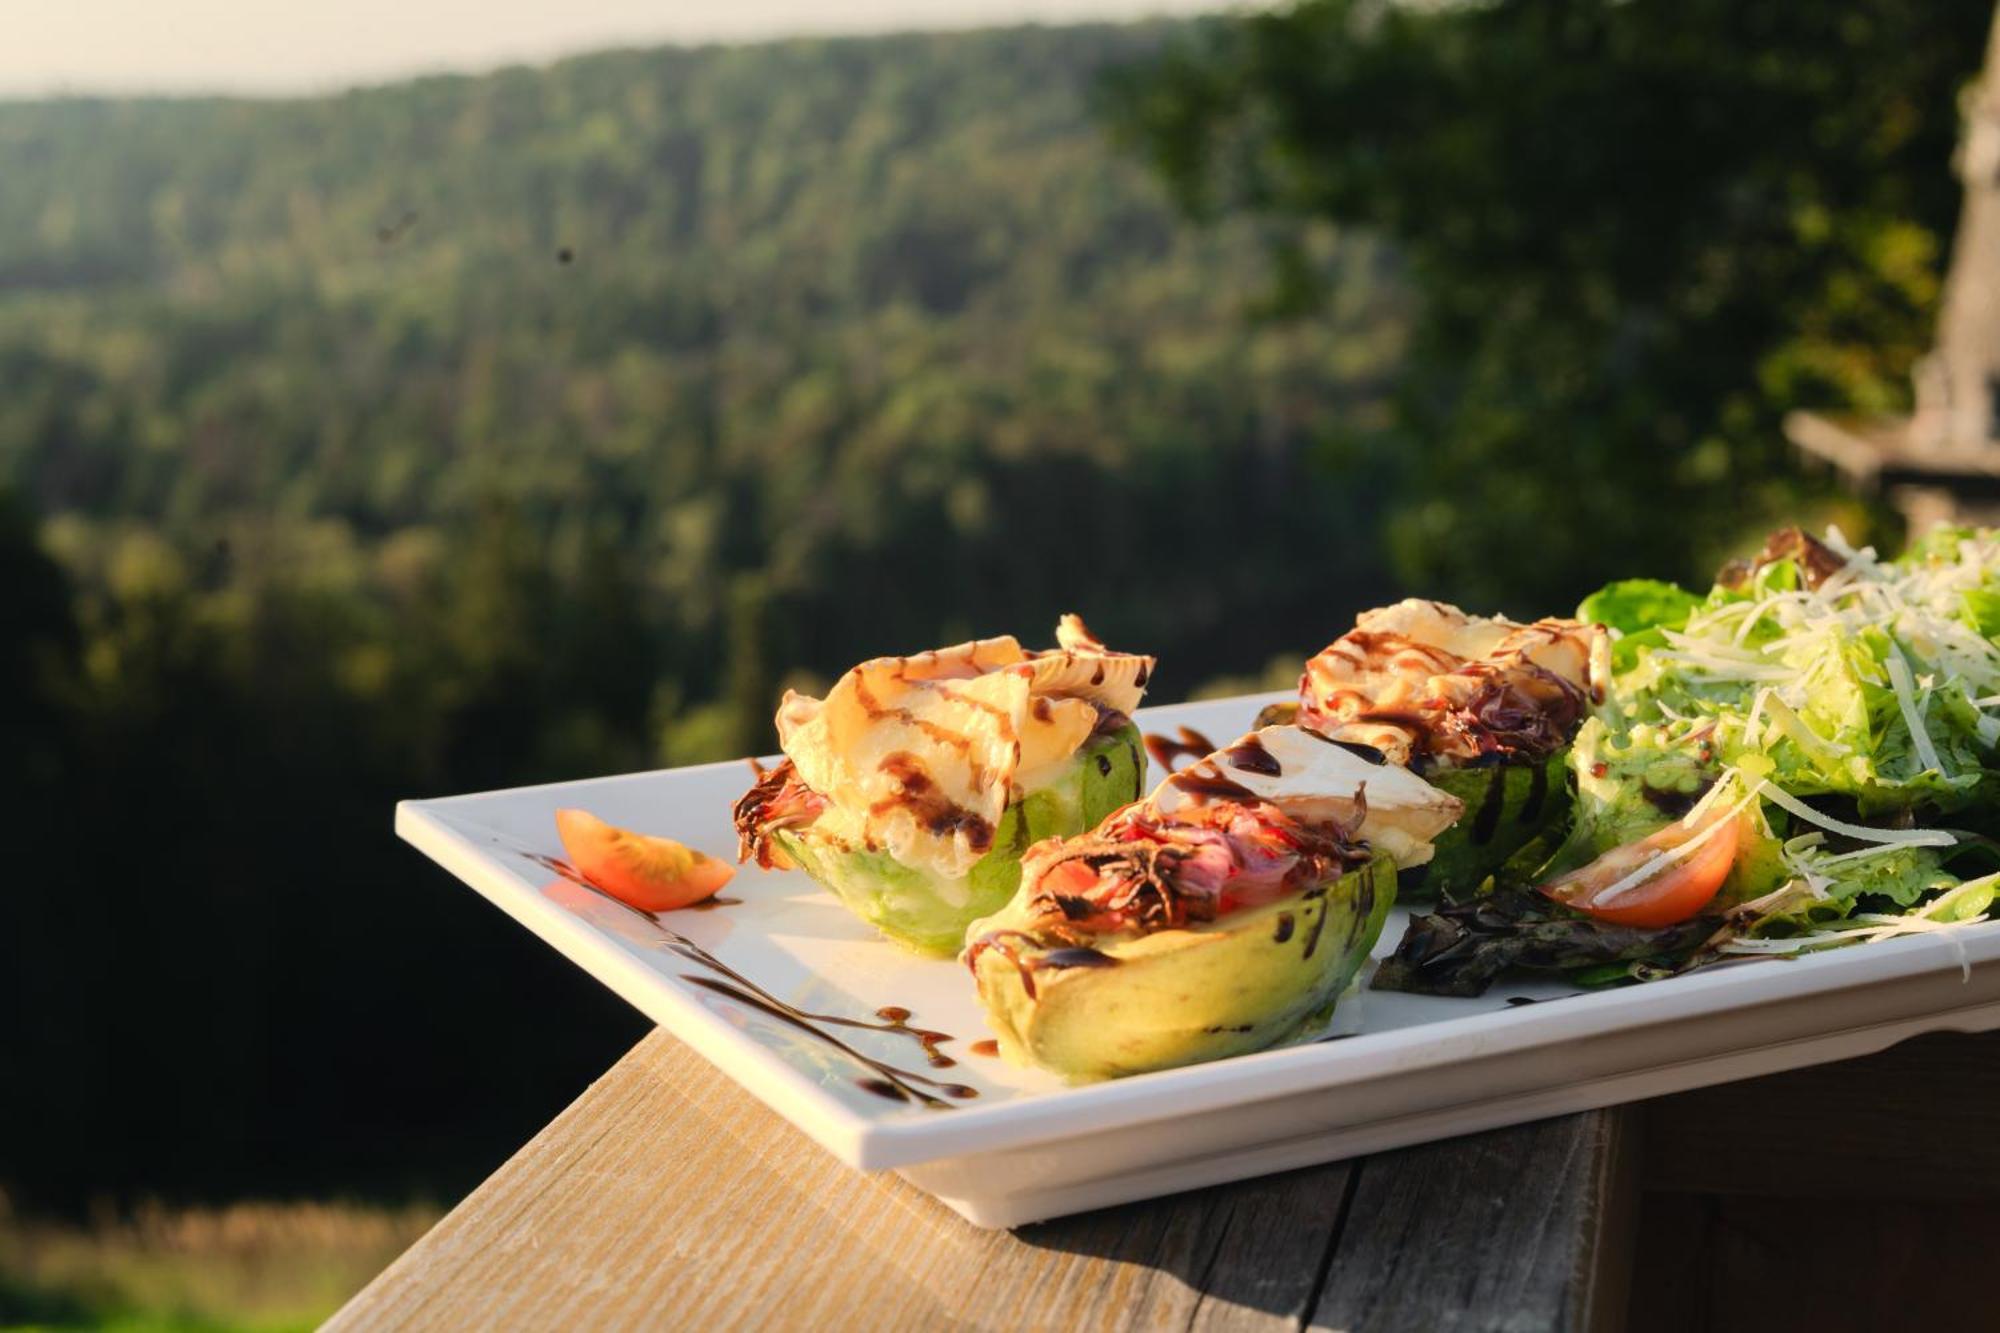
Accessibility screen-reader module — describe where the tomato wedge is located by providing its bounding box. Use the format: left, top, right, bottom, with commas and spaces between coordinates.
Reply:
555, 808, 735, 912
1538, 808, 1740, 928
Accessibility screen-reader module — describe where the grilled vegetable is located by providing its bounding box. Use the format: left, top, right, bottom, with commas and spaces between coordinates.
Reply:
964, 726, 1460, 1079
734, 615, 1153, 955
1294, 599, 1607, 900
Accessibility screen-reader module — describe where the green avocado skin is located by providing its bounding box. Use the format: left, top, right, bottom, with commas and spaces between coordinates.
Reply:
1413, 754, 1571, 903
972, 855, 1397, 1080
774, 723, 1144, 956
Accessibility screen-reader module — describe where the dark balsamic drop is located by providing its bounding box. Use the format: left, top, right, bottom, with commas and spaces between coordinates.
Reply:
1468, 764, 1507, 845
870, 750, 996, 851
1143, 726, 1217, 772
1300, 902, 1329, 960
1518, 762, 1551, 825
969, 1039, 1001, 1058
1038, 947, 1120, 970
1639, 782, 1702, 818
875, 1005, 957, 1068
1324, 737, 1388, 766
1166, 764, 1259, 803
684, 976, 977, 1105
521, 848, 976, 1106
1221, 736, 1282, 776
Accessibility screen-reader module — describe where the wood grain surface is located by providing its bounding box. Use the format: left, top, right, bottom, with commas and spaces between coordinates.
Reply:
328, 1029, 1627, 1332
1311, 1108, 1635, 1333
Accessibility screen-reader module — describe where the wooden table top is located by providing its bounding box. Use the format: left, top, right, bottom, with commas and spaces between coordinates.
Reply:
329, 1028, 1635, 1331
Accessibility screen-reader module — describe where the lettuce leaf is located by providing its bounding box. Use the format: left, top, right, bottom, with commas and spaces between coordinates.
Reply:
1578, 578, 1701, 674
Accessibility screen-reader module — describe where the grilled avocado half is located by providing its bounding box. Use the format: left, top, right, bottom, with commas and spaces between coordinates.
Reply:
965, 855, 1396, 1080
775, 724, 1144, 956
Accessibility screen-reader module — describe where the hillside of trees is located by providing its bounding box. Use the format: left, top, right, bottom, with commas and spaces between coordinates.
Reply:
2, 6, 1983, 1215
1, 23, 1408, 1212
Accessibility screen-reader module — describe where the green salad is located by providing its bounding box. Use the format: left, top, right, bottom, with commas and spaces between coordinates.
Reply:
1376, 525, 2000, 996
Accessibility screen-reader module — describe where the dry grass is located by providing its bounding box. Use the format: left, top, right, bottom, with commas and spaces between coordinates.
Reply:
0, 1193, 439, 1332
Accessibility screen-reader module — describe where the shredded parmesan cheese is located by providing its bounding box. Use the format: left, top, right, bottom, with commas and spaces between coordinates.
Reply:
1753, 779, 1956, 849
1885, 649, 1946, 776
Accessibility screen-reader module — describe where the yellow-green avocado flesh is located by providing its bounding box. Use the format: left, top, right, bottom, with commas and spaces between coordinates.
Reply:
967, 854, 1397, 1080
773, 724, 1144, 957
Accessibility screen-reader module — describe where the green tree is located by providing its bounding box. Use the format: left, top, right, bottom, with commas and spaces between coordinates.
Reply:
4, 26, 1407, 1208
1110, 0, 1990, 610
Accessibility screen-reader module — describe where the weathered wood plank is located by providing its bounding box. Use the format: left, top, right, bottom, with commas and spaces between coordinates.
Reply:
1308, 1109, 1636, 1333
1010, 1156, 1356, 1331
331, 1028, 1626, 1331
330, 1028, 1360, 1330
1642, 1029, 2000, 1198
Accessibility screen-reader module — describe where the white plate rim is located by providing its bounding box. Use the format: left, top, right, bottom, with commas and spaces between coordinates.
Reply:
397, 690, 2000, 1173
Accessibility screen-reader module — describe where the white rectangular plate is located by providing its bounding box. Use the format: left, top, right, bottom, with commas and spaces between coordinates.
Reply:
398, 692, 2000, 1227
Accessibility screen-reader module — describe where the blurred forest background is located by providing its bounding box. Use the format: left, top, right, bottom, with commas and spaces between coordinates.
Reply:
2, 1, 1989, 1325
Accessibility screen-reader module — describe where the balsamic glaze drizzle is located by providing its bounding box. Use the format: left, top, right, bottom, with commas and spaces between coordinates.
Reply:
681, 977, 975, 1106
518, 847, 973, 1108
1143, 726, 1218, 772
1221, 736, 1284, 776
1519, 761, 1551, 826
1468, 765, 1508, 845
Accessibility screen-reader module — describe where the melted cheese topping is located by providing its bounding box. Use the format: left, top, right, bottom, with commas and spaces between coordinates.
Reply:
1299, 599, 1607, 768
1149, 725, 1465, 866
777, 615, 1153, 878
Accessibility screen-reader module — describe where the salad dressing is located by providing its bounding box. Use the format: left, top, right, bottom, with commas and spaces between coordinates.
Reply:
1468, 766, 1507, 845
869, 751, 996, 853
1220, 736, 1283, 776
1143, 726, 1217, 771
682, 976, 977, 1107
534, 852, 975, 1106
1299, 899, 1328, 959
1519, 763, 1551, 826
1038, 946, 1119, 970
963, 931, 1124, 1002
1163, 760, 1260, 804
874, 1005, 958, 1068
1137, 732, 1290, 804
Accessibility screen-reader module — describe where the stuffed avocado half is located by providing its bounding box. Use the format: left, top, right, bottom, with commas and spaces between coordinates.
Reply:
734, 616, 1154, 956
766, 725, 1142, 955
963, 725, 1461, 1080
1289, 599, 1608, 903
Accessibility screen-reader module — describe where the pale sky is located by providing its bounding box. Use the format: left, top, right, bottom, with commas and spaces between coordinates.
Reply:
1, 1, 1234, 98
